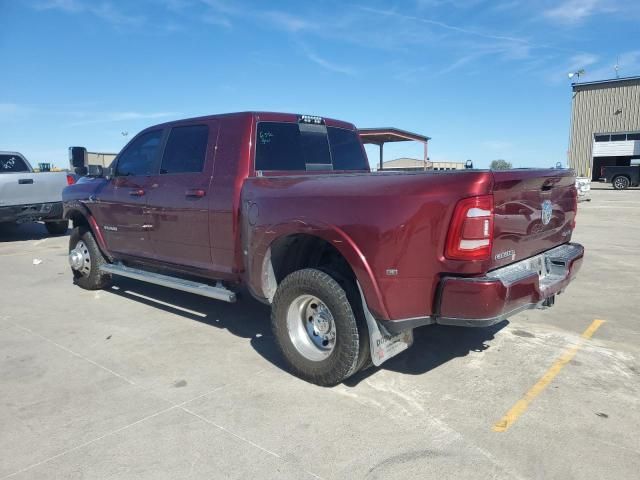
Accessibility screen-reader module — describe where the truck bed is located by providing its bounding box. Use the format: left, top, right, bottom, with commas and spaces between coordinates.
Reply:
0, 171, 70, 207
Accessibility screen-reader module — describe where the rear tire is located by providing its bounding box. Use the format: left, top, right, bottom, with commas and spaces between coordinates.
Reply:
68, 226, 111, 290
612, 175, 630, 190
45, 220, 69, 235
271, 268, 369, 386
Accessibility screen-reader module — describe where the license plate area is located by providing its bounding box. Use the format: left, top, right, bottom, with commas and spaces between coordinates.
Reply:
530, 255, 552, 281
487, 244, 577, 290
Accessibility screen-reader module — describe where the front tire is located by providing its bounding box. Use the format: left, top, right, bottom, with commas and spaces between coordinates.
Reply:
45, 220, 69, 235
271, 268, 369, 386
612, 175, 630, 190
68, 226, 112, 290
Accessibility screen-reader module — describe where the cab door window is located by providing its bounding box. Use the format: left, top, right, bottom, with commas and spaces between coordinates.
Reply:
115, 130, 163, 176
159, 125, 209, 174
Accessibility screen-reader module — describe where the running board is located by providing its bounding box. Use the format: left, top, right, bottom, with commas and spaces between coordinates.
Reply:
99, 263, 236, 303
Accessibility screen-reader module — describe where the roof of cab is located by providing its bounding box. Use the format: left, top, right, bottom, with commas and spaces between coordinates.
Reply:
142, 112, 356, 132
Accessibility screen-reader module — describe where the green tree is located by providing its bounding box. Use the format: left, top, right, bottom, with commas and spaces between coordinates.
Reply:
490, 159, 512, 170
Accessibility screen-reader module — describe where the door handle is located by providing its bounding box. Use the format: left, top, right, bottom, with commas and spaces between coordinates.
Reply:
185, 188, 206, 198
18, 178, 34, 184
129, 188, 145, 196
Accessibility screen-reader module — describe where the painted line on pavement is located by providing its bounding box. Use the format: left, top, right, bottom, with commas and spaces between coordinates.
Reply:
493, 319, 605, 432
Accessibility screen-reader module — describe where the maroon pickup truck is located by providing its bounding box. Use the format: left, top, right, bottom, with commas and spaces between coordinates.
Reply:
63, 112, 584, 386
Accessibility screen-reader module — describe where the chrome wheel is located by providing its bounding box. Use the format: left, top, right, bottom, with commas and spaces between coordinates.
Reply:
69, 240, 91, 276
286, 295, 337, 361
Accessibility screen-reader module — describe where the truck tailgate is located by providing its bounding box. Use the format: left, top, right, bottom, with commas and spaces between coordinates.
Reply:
490, 169, 577, 270
0, 172, 68, 207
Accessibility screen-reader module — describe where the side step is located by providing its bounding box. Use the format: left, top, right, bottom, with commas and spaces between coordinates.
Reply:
99, 263, 236, 303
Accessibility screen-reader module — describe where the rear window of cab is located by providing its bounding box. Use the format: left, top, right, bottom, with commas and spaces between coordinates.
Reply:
255, 121, 369, 172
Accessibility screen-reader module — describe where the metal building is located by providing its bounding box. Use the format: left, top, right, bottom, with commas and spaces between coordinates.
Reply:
568, 76, 640, 180
382, 158, 464, 171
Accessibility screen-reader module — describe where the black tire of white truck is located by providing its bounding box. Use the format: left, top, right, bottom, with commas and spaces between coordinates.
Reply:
612, 175, 630, 190
45, 220, 69, 235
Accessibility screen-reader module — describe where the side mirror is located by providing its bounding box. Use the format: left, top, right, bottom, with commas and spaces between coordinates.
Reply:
69, 147, 87, 169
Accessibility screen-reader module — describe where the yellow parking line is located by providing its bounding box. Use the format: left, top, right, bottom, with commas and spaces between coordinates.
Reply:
492, 319, 605, 433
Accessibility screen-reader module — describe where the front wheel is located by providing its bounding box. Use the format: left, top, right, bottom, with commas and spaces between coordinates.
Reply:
271, 268, 369, 386
612, 175, 630, 190
68, 226, 112, 290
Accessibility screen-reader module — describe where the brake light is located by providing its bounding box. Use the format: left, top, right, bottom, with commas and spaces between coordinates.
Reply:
66, 174, 75, 185
445, 195, 494, 260
572, 186, 578, 229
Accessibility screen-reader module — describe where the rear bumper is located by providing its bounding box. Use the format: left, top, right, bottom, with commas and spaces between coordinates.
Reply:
0, 202, 63, 223
436, 243, 584, 327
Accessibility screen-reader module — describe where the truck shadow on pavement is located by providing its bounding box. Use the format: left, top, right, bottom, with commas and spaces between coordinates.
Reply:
0, 222, 68, 242
343, 321, 508, 386
105, 277, 508, 385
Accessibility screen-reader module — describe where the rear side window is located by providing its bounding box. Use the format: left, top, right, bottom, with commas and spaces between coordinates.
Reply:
116, 130, 163, 176
160, 125, 209, 174
255, 122, 368, 171
0, 154, 29, 173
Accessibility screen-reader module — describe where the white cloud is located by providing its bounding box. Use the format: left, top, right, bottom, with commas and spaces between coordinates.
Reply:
360, 6, 531, 47
263, 11, 312, 33
35, 0, 83, 13
585, 50, 640, 80
0, 103, 33, 117
201, 14, 232, 28
568, 53, 600, 72
303, 49, 356, 75
543, 0, 618, 24
435, 55, 477, 75
67, 111, 178, 126
545, 52, 598, 83
416, 0, 486, 8
35, 0, 144, 25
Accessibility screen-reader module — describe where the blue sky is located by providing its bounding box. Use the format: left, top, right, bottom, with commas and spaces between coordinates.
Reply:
1, 0, 639, 169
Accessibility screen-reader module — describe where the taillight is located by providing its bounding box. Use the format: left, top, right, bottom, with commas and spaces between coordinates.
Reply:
572, 186, 578, 229
445, 195, 494, 260
66, 174, 75, 186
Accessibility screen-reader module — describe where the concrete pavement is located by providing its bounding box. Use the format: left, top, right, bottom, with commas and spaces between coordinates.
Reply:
1, 187, 639, 479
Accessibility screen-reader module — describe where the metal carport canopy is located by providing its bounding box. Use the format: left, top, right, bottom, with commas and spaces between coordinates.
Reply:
358, 127, 431, 171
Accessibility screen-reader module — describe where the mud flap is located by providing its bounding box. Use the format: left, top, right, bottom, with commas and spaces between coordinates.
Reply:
357, 283, 414, 367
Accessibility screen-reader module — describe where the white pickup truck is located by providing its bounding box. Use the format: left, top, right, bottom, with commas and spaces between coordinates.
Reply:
0, 151, 72, 234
